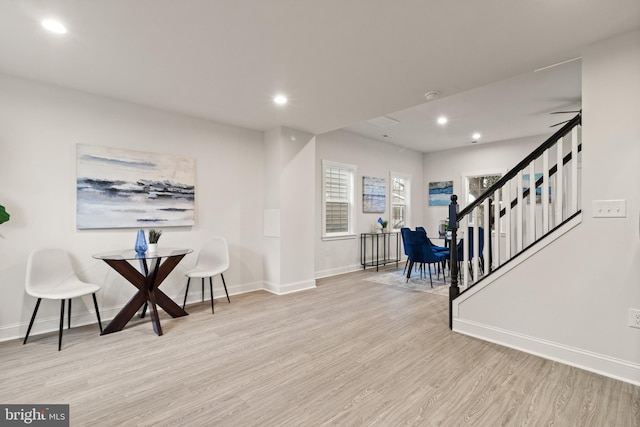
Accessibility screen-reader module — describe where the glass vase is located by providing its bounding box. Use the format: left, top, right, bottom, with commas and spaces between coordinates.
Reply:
135, 229, 147, 255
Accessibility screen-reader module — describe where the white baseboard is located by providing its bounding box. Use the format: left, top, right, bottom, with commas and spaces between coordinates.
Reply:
263, 278, 316, 295
0, 307, 105, 343
1, 281, 265, 343
453, 318, 640, 386
315, 264, 362, 279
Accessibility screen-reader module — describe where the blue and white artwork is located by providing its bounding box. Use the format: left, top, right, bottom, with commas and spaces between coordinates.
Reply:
523, 173, 550, 203
363, 176, 386, 213
429, 181, 453, 206
76, 144, 195, 229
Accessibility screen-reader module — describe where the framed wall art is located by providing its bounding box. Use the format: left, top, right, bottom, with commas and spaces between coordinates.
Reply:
428, 181, 453, 206
362, 176, 386, 213
76, 144, 196, 229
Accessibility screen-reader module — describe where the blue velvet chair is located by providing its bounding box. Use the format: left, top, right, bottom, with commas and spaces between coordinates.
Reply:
415, 226, 448, 253
400, 227, 412, 274
404, 230, 448, 287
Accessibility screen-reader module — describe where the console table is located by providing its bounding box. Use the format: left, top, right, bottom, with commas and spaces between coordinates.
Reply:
360, 232, 401, 271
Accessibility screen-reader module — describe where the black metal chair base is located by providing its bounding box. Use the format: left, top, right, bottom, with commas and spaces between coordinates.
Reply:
182, 274, 231, 314
23, 294, 103, 351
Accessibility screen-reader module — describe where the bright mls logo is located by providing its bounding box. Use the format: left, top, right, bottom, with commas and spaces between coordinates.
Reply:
0, 405, 69, 426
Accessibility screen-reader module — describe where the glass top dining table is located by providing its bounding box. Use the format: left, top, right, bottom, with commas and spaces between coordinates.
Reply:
92, 248, 193, 261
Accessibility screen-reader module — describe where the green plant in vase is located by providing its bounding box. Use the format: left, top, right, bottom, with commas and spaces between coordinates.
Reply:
148, 229, 162, 253
148, 229, 162, 243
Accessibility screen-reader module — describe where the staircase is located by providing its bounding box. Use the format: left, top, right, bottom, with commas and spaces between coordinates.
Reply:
448, 114, 582, 328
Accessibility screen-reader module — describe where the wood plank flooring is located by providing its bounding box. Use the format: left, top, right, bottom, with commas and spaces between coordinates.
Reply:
1, 267, 638, 426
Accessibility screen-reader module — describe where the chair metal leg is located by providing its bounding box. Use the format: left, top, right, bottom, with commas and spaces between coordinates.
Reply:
182, 278, 191, 309
92, 293, 103, 333
221, 273, 230, 303
23, 298, 42, 345
140, 301, 147, 319
201, 279, 205, 302
209, 276, 214, 314
428, 264, 433, 287
58, 299, 65, 351
68, 299, 72, 329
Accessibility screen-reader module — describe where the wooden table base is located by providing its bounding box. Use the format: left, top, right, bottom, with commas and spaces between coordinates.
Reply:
101, 254, 188, 336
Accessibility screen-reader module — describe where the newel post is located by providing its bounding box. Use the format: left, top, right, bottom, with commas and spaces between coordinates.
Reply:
448, 195, 459, 330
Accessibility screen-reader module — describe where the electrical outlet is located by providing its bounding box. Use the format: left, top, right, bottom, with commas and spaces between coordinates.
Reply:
629, 309, 640, 329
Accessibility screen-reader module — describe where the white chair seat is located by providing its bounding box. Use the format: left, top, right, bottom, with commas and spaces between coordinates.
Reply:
24, 248, 103, 351
27, 276, 101, 300
185, 266, 226, 278
182, 237, 230, 313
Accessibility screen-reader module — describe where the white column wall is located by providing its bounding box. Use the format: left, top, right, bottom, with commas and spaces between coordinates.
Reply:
262, 127, 316, 294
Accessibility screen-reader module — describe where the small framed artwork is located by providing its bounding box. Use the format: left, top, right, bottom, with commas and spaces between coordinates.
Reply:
363, 176, 385, 213
429, 181, 453, 206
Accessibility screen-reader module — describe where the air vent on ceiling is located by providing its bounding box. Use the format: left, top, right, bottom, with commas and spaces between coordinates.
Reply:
367, 115, 400, 128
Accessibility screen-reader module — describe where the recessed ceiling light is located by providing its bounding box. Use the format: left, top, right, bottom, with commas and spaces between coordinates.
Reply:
472, 132, 482, 140
437, 116, 448, 125
273, 94, 288, 105
41, 19, 68, 34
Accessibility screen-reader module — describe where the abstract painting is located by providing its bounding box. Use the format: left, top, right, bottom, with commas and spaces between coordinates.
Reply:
76, 144, 195, 229
429, 181, 453, 206
363, 176, 386, 213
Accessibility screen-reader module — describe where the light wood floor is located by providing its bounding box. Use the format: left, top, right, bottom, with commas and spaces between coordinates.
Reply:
1, 267, 638, 426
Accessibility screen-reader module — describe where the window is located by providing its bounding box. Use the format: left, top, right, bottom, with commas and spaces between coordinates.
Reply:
463, 170, 504, 226
390, 173, 410, 230
322, 160, 356, 239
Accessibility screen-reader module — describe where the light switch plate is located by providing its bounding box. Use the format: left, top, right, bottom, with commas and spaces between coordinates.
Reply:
592, 199, 626, 218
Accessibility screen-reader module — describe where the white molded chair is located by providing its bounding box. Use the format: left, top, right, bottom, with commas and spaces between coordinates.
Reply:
24, 248, 103, 351
182, 237, 230, 313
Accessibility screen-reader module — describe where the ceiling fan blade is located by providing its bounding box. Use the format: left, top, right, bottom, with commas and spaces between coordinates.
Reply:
550, 110, 581, 114
550, 120, 571, 127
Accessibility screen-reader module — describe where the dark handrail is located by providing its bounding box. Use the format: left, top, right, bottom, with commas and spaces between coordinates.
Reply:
457, 113, 581, 220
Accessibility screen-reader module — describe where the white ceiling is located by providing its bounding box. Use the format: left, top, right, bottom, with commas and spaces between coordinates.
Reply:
344, 60, 582, 152
0, 1, 638, 152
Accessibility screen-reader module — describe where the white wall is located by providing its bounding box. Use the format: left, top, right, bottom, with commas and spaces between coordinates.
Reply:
454, 30, 640, 385
0, 74, 265, 340
315, 130, 424, 277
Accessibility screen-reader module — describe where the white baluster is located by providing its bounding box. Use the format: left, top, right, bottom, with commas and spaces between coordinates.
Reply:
516, 171, 523, 252
542, 149, 549, 233
493, 189, 501, 268
556, 136, 564, 227
462, 214, 469, 289
528, 161, 535, 245
483, 198, 490, 274
571, 126, 579, 214
504, 179, 511, 262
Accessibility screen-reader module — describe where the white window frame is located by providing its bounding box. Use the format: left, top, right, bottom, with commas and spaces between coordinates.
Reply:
390, 172, 411, 231
461, 168, 506, 226
322, 160, 357, 240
